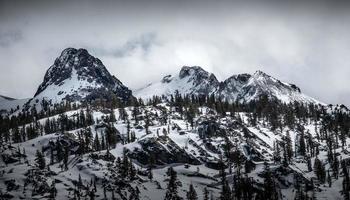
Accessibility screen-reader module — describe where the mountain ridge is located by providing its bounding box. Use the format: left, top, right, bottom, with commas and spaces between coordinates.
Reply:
134, 66, 323, 105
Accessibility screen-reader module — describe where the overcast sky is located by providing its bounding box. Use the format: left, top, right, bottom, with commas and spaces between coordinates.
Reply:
0, 0, 350, 105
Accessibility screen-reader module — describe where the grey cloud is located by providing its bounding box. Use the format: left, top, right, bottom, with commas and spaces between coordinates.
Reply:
0, 30, 22, 47
92, 32, 157, 58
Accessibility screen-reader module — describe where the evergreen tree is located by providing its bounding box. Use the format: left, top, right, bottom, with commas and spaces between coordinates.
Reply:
12, 127, 21, 143
262, 162, 278, 200
203, 187, 209, 200
186, 184, 198, 200
219, 160, 231, 200
298, 131, 306, 156
94, 133, 101, 151
314, 157, 326, 183
285, 131, 293, 162
35, 149, 46, 170
145, 111, 151, 134
273, 141, 281, 163
105, 124, 118, 148
327, 170, 332, 187
49, 180, 57, 199
164, 167, 181, 200
63, 145, 69, 170
307, 156, 312, 172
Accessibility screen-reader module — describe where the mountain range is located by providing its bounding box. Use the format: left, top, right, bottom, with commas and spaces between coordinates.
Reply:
1, 48, 324, 115
134, 66, 321, 105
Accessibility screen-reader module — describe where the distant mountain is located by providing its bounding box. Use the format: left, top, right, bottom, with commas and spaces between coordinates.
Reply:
0, 95, 29, 114
25, 48, 133, 110
134, 66, 322, 105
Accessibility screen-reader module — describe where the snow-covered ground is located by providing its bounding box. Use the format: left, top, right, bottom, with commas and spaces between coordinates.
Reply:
1, 104, 349, 199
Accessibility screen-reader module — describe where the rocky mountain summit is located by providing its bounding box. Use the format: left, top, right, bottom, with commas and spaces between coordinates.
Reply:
25, 48, 133, 110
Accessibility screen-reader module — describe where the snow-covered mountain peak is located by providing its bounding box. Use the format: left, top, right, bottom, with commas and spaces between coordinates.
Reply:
179, 66, 219, 86
26, 48, 133, 110
134, 66, 219, 99
179, 66, 211, 78
223, 70, 321, 104
253, 69, 268, 76
249, 71, 303, 94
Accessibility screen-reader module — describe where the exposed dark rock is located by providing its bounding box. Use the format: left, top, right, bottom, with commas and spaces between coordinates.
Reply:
127, 136, 201, 166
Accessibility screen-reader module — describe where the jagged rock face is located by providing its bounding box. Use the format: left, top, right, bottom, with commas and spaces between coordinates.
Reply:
218, 73, 252, 101
135, 66, 321, 104
127, 136, 201, 166
29, 48, 132, 108
178, 66, 219, 95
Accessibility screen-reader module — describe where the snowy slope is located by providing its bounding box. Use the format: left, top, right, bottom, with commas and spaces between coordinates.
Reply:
134, 66, 323, 105
1, 103, 347, 199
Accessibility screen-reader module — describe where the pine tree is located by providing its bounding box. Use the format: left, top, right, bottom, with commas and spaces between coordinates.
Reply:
203, 187, 209, 200
35, 149, 46, 170
327, 170, 332, 187
129, 161, 136, 180
50, 146, 54, 165
101, 135, 106, 150
273, 141, 281, 163
127, 120, 131, 143
342, 160, 350, 200
12, 127, 21, 143
94, 133, 101, 151
164, 167, 181, 200
63, 145, 69, 170
314, 157, 326, 183
132, 106, 139, 124
307, 156, 312, 172
49, 180, 57, 199
56, 140, 63, 162
332, 156, 339, 179
186, 184, 198, 200
145, 111, 150, 134
105, 124, 118, 148
262, 162, 278, 200
186, 105, 196, 129
148, 167, 153, 181
298, 131, 306, 156
285, 131, 293, 162
109, 109, 116, 122
219, 161, 231, 200
122, 149, 129, 178
148, 153, 155, 180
